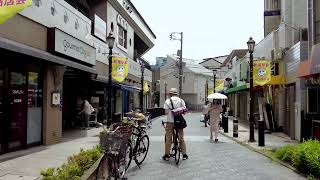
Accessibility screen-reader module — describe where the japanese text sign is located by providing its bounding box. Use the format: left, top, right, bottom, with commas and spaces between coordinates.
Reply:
0, 0, 32, 24
112, 57, 129, 83
253, 60, 271, 86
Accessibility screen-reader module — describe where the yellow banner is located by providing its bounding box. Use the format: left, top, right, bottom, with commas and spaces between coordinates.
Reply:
0, 0, 33, 24
143, 81, 149, 94
208, 79, 224, 94
112, 57, 128, 83
253, 60, 271, 86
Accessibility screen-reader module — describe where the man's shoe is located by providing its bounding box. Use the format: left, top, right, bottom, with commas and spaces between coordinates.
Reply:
162, 154, 170, 161
215, 139, 218, 143
183, 154, 189, 160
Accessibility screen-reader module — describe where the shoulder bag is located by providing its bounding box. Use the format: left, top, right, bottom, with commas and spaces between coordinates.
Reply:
170, 98, 187, 129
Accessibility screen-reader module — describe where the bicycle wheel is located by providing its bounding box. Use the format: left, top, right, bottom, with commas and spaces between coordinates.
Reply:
175, 146, 181, 165
125, 141, 133, 170
135, 135, 150, 165
96, 155, 112, 180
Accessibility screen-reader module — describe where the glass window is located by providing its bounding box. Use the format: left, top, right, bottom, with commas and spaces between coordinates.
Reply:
118, 25, 127, 49
27, 72, 43, 144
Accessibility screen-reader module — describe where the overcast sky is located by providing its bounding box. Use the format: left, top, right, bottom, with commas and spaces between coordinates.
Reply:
133, 0, 265, 64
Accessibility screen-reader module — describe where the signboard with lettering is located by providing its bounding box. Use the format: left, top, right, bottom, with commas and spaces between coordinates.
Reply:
48, 28, 96, 65
0, 0, 33, 24
253, 60, 271, 86
93, 14, 107, 42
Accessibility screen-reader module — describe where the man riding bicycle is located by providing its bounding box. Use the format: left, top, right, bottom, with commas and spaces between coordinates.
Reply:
162, 88, 188, 161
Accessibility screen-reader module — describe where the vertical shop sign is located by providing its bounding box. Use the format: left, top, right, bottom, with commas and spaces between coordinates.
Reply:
112, 57, 128, 82
253, 60, 271, 86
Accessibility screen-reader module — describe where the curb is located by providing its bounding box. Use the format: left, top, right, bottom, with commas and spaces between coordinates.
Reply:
220, 132, 307, 178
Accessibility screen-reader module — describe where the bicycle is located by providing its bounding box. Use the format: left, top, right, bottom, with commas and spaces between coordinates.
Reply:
96, 125, 132, 180
126, 117, 150, 169
163, 122, 181, 166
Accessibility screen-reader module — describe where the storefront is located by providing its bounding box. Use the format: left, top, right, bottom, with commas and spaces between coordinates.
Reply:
0, 50, 43, 154
298, 43, 320, 140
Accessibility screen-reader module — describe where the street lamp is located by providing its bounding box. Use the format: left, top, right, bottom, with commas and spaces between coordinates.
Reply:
106, 33, 115, 125
247, 37, 256, 142
138, 58, 145, 112
213, 70, 217, 93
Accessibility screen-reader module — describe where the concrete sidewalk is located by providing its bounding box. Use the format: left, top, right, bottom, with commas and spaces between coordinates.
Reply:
221, 116, 298, 150
0, 128, 102, 180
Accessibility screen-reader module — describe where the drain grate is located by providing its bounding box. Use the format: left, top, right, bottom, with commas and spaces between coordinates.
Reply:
0, 174, 39, 180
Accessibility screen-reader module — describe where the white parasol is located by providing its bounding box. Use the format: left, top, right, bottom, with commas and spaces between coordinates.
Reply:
207, 93, 228, 100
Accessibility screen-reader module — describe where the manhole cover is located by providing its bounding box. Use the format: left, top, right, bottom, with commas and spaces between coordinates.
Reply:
0, 174, 39, 180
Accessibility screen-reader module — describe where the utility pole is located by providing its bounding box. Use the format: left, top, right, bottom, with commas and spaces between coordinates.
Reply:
170, 32, 183, 96
164, 82, 168, 101
179, 32, 183, 97
213, 70, 217, 93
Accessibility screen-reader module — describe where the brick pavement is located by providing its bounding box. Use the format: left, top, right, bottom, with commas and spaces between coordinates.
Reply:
126, 113, 304, 180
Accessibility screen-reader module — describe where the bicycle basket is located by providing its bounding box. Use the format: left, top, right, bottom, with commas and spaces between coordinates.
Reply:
100, 133, 128, 156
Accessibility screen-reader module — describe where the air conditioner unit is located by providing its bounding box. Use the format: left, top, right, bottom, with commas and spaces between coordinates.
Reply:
271, 48, 283, 60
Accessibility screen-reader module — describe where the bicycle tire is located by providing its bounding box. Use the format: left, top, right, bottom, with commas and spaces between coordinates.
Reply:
96, 155, 112, 180
135, 135, 150, 165
125, 141, 133, 170
175, 147, 181, 165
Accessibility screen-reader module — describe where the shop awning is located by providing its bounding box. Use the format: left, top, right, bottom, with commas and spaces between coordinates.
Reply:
121, 84, 141, 92
0, 37, 96, 74
112, 83, 141, 92
298, 44, 320, 77
225, 84, 249, 94
298, 60, 313, 77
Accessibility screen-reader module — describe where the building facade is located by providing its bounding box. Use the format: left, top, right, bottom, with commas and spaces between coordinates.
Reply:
159, 55, 212, 110
0, 0, 155, 154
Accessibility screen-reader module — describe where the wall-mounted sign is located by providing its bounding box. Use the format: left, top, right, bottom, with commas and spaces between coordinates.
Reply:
306, 77, 320, 87
93, 14, 107, 42
117, 14, 128, 30
48, 28, 96, 65
52, 92, 61, 106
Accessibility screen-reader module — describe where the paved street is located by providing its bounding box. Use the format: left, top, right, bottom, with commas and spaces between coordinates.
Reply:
126, 113, 305, 180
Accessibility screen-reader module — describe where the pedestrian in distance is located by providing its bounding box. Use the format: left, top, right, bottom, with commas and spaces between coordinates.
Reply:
162, 88, 188, 161
207, 99, 223, 142
202, 101, 210, 127
79, 97, 94, 130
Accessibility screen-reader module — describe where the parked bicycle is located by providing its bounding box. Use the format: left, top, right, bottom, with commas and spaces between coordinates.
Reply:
96, 125, 132, 180
123, 115, 150, 169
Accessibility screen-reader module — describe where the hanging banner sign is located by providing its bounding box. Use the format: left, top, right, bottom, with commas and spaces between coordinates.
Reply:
0, 0, 33, 24
143, 81, 149, 94
253, 60, 271, 86
112, 57, 128, 82
208, 79, 224, 94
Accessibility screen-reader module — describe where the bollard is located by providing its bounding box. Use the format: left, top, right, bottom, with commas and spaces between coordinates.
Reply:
233, 118, 238, 138
223, 113, 228, 133
258, 120, 265, 146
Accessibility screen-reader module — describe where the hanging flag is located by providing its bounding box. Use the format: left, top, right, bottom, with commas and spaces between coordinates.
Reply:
143, 81, 149, 95
215, 79, 224, 92
253, 60, 271, 86
112, 57, 128, 82
0, 0, 33, 24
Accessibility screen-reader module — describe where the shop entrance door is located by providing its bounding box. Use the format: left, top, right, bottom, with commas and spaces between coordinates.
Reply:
7, 69, 27, 151
0, 69, 5, 154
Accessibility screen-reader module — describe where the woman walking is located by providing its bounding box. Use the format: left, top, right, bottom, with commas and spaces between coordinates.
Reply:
208, 100, 222, 142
